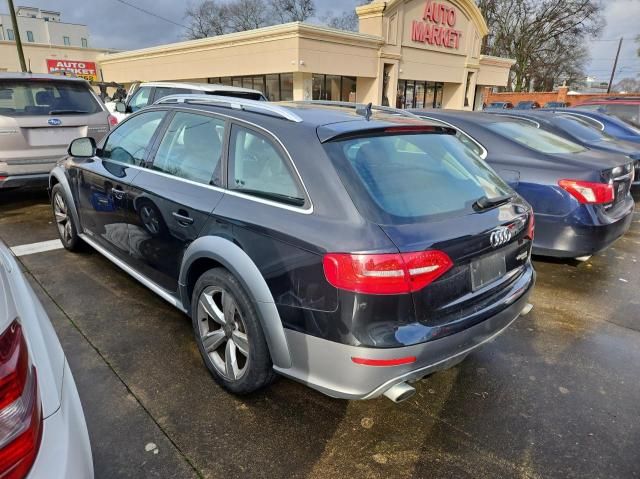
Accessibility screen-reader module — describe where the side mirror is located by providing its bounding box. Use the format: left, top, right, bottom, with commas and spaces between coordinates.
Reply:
69, 137, 97, 158
115, 101, 126, 113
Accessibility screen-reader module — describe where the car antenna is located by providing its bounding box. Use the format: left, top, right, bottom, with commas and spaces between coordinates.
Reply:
355, 102, 373, 121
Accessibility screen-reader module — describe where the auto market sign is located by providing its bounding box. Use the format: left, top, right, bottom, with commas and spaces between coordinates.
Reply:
411, 1, 463, 50
46, 59, 97, 81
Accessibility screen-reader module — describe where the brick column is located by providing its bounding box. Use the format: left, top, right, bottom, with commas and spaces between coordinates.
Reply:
558, 86, 569, 103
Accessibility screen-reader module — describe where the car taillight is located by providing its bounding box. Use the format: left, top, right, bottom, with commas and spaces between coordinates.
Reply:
108, 115, 118, 128
0, 321, 42, 479
323, 250, 453, 295
526, 211, 535, 240
558, 179, 614, 204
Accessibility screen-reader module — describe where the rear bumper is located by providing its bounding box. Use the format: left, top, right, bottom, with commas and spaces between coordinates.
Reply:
28, 361, 93, 479
533, 202, 634, 258
0, 173, 50, 189
275, 271, 534, 400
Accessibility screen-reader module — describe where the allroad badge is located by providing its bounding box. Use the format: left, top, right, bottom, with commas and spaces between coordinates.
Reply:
490, 227, 512, 248
48, 118, 62, 126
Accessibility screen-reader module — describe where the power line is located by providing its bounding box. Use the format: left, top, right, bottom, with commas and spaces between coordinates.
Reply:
112, 0, 190, 30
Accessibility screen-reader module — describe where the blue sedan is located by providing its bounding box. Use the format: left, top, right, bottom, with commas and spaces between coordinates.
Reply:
411, 110, 635, 260
542, 108, 640, 144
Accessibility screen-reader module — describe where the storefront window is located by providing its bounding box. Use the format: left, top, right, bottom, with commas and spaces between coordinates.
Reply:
313, 74, 358, 102
326, 75, 341, 101
312, 74, 324, 101
252, 76, 265, 95
265, 75, 280, 101
280, 73, 293, 101
232, 77, 242, 88
342, 76, 356, 103
396, 80, 444, 109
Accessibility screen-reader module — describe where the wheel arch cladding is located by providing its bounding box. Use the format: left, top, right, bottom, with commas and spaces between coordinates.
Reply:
49, 167, 81, 231
179, 236, 292, 369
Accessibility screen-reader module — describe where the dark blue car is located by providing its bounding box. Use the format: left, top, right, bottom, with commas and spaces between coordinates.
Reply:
411, 110, 635, 260
542, 109, 640, 144
487, 110, 640, 188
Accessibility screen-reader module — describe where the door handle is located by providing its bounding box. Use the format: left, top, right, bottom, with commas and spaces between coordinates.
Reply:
172, 211, 194, 226
111, 188, 126, 199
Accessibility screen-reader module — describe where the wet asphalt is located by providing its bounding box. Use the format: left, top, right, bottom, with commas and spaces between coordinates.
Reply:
0, 189, 638, 479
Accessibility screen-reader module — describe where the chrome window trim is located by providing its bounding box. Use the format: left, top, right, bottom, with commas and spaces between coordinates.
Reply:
493, 114, 541, 128
87, 105, 314, 215
560, 112, 605, 131
416, 114, 488, 160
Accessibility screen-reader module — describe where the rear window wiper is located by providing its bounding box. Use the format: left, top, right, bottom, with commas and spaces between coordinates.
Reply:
233, 188, 305, 207
473, 193, 514, 211
48, 109, 89, 115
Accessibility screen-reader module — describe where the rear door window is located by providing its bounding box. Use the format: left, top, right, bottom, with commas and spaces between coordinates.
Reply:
607, 104, 640, 128
323, 132, 511, 224
0, 80, 101, 116
152, 111, 225, 185
228, 125, 305, 207
102, 110, 165, 166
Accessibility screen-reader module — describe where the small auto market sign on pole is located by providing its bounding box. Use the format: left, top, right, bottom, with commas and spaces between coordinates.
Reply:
46, 60, 98, 81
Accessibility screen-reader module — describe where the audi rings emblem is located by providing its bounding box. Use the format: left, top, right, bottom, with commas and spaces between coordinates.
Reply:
490, 227, 512, 248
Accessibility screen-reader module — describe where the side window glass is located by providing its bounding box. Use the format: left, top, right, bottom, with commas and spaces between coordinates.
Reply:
102, 110, 165, 166
128, 87, 151, 112
229, 126, 305, 207
153, 87, 190, 103
153, 112, 225, 185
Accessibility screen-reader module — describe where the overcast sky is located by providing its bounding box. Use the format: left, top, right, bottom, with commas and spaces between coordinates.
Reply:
3, 0, 638, 83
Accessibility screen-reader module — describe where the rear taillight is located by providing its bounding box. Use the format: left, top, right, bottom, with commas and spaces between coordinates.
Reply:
323, 250, 453, 295
526, 212, 535, 240
0, 321, 42, 479
558, 179, 614, 204
108, 115, 118, 128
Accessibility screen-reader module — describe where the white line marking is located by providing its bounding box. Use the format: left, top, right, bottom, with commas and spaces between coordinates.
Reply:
11, 239, 63, 257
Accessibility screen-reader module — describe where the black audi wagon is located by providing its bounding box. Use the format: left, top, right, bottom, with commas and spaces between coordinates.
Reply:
49, 97, 535, 402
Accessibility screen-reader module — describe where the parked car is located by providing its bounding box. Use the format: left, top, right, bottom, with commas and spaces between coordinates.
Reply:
543, 108, 640, 145
514, 101, 540, 110
543, 101, 569, 108
487, 110, 640, 188
50, 97, 535, 403
575, 97, 640, 128
484, 101, 513, 110
411, 109, 635, 259
0, 240, 93, 478
105, 81, 268, 122
0, 73, 116, 189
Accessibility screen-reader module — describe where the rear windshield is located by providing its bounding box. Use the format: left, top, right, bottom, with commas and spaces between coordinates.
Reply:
0, 80, 101, 116
323, 132, 512, 225
554, 115, 616, 142
487, 121, 586, 154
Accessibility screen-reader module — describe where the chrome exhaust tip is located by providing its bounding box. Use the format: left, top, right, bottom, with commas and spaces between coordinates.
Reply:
520, 303, 534, 316
575, 255, 592, 262
383, 382, 416, 403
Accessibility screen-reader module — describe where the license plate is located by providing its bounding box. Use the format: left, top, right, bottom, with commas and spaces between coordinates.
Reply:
471, 252, 506, 291
27, 127, 82, 147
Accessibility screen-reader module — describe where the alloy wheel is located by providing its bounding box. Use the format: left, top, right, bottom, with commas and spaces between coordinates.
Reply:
197, 286, 250, 381
53, 192, 73, 244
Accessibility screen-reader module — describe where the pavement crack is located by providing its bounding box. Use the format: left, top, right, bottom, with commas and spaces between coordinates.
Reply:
22, 267, 204, 479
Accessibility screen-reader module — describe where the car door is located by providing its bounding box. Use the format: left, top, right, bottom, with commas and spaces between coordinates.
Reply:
125, 110, 227, 292
74, 109, 167, 259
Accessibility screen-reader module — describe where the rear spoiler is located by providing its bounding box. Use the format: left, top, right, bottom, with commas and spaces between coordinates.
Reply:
318, 124, 458, 143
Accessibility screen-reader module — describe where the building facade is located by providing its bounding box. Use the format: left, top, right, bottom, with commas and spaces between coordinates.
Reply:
98, 0, 514, 109
0, 6, 114, 80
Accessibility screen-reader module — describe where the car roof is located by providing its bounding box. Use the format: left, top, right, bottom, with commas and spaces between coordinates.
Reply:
0, 72, 88, 83
411, 109, 525, 125
139, 81, 263, 96
160, 101, 445, 134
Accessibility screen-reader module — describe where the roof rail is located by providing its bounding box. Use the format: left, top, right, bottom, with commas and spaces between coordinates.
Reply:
154, 94, 303, 123
295, 100, 423, 120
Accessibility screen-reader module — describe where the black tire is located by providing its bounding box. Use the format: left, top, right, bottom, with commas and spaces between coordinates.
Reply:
51, 184, 81, 251
191, 268, 276, 394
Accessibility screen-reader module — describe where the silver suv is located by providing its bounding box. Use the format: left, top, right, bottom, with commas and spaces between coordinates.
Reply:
0, 73, 113, 189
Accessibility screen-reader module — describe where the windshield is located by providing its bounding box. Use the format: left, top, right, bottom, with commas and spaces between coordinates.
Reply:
554, 115, 616, 142
323, 132, 512, 225
487, 121, 587, 154
0, 80, 101, 116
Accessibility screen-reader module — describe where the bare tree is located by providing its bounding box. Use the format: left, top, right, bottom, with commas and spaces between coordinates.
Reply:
613, 77, 640, 93
185, 0, 230, 39
269, 0, 315, 23
323, 0, 371, 32
228, 0, 271, 32
477, 0, 605, 92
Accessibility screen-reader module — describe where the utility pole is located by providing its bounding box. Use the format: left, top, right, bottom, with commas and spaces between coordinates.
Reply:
7, 0, 27, 72
607, 37, 623, 94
